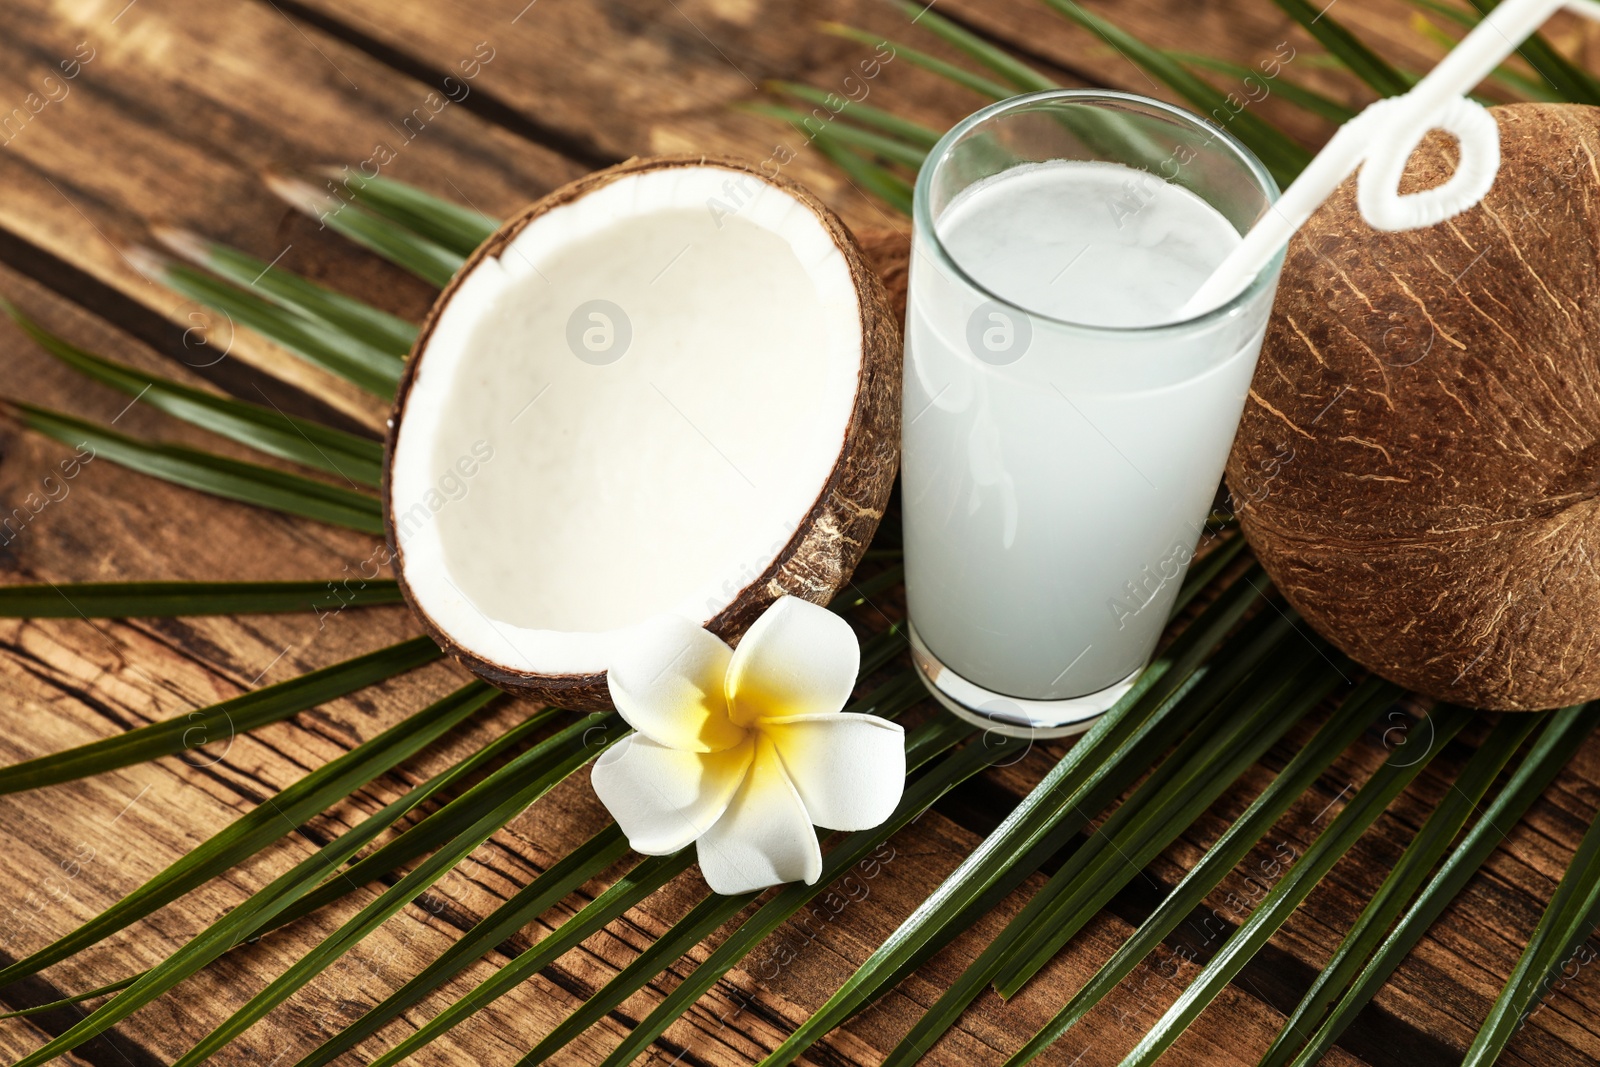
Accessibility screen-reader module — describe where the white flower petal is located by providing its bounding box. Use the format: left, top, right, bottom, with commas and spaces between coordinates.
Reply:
606, 615, 745, 752
725, 596, 860, 726
764, 713, 906, 831
591, 734, 753, 855
695, 736, 822, 894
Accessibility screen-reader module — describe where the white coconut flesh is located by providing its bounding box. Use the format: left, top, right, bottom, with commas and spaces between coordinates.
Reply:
388, 165, 866, 679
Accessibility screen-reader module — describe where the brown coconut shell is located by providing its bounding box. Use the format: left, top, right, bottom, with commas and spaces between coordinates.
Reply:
1228, 103, 1600, 710
384, 155, 903, 710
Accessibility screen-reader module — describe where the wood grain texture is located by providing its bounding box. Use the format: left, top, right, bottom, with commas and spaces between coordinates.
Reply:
1, 1, 1600, 1066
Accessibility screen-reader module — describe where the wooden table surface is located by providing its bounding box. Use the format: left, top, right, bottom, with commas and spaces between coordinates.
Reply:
1, 1, 1599, 1065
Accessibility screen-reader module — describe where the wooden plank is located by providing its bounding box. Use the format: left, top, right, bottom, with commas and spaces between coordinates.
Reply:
0, 0, 588, 431
275, 0, 1032, 236
2, 1, 1600, 1066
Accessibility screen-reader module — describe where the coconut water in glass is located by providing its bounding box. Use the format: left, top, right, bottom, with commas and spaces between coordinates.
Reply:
903, 90, 1285, 738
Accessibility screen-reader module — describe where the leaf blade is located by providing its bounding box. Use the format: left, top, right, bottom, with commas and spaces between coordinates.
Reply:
0, 579, 401, 618
9, 402, 385, 534
5, 302, 384, 485
0, 635, 439, 796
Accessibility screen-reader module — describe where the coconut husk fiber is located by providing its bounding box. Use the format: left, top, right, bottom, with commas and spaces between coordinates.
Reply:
1228, 102, 1600, 711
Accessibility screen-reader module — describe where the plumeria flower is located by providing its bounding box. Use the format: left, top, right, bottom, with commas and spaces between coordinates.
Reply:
592, 596, 906, 895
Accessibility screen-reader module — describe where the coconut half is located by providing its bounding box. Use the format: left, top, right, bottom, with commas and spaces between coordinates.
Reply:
384, 156, 901, 709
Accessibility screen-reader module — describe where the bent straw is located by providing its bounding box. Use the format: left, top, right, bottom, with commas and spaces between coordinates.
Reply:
1181, 0, 1600, 317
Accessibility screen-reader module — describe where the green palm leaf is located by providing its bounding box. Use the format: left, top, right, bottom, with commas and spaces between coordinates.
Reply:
9, 402, 384, 533
819, 23, 1016, 100
1463, 746, 1600, 1065
889, 1, 1058, 92
878, 615, 1334, 1065
0, 976, 137, 1020
21, 701, 572, 1016
366, 850, 695, 1067
1257, 711, 1541, 1067
810, 136, 915, 214
0, 680, 495, 995
1286, 703, 1600, 1066
8, 682, 501, 1067
333, 672, 923, 1067
1164, 51, 1360, 122
305, 169, 500, 257
138, 251, 406, 398
1401, 4, 1557, 101
168, 712, 618, 1066
1466, 0, 1600, 104
266, 172, 464, 287
1000, 677, 1401, 1067
765, 81, 942, 147
1117, 706, 1476, 1066
0, 579, 400, 617
0, 635, 438, 795
1042, 0, 1312, 185
6, 302, 384, 485
597, 713, 995, 1067
514, 671, 938, 1066
986, 643, 1337, 996
287, 825, 630, 1067
756, 568, 1266, 1067
741, 103, 929, 167
153, 226, 420, 354
1271, 0, 1411, 97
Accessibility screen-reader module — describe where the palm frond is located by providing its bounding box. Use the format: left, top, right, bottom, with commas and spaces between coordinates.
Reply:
17, 701, 568, 1014
1401, 5, 1558, 100
287, 825, 630, 1067
1287, 703, 1600, 1065
991, 639, 1339, 992
756, 568, 1266, 1066
1000, 678, 1400, 1066
1164, 50, 1361, 122
0, 680, 495, 996
0, 579, 400, 617
0, 976, 137, 1020
810, 135, 916, 214
514, 671, 937, 1066
133, 249, 406, 398
1119, 706, 1476, 1066
1463, 745, 1600, 1065
598, 713, 994, 1067
1254, 711, 1539, 1064
862, 627, 1341, 1066
741, 103, 930, 168
8, 683, 501, 1067
1465, 0, 1600, 104
364, 851, 695, 1067
889, 1, 1058, 93
1271, 0, 1412, 97
765, 81, 943, 147
168, 712, 616, 1066
265, 172, 464, 287
0, 635, 438, 795
304, 169, 500, 257
9, 402, 385, 533
6, 302, 384, 485
153, 226, 420, 354
1041, 0, 1312, 185
819, 22, 1016, 100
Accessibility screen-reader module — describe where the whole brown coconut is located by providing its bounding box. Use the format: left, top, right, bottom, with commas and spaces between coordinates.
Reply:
1228, 103, 1600, 711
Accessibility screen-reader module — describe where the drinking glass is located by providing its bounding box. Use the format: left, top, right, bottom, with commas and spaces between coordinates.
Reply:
903, 89, 1285, 738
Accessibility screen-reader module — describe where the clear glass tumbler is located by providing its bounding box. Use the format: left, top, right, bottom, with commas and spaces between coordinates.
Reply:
903, 90, 1285, 738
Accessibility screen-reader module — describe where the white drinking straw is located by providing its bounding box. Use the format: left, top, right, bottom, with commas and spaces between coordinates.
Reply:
1181, 0, 1600, 316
